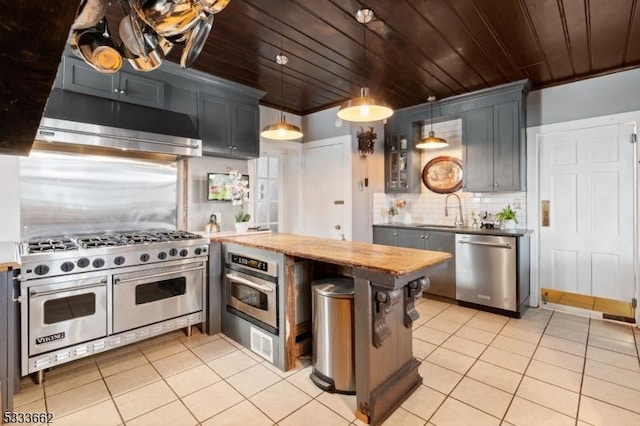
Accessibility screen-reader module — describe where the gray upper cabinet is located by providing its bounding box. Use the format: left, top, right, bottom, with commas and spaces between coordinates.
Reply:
384, 119, 421, 193
462, 100, 524, 192
198, 94, 260, 159
61, 57, 165, 109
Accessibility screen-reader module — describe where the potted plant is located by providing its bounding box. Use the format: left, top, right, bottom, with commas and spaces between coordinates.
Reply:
228, 167, 251, 233
495, 205, 518, 230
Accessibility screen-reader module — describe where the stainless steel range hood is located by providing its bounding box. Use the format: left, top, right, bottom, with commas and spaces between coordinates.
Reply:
34, 89, 201, 158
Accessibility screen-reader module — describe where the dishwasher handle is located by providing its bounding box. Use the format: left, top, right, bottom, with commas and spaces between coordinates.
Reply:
457, 240, 512, 249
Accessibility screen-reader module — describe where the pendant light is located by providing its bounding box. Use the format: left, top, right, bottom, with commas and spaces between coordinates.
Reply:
337, 8, 393, 123
416, 96, 448, 149
260, 53, 304, 140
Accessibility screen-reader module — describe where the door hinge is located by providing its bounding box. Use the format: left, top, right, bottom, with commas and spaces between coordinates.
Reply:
632, 298, 637, 309
632, 133, 637, 143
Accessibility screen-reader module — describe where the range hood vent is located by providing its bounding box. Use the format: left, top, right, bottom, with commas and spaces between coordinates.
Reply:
35, 89, 201, 158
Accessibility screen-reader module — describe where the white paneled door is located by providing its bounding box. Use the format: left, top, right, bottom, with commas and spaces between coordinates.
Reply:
302, 136, 352, 240
539, 123, 635, 301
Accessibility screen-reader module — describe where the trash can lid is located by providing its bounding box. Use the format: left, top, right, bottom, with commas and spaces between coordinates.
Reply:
312, 277, 354, 298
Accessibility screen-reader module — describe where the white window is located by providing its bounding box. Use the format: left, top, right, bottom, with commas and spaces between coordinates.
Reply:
254, 156, 279, 231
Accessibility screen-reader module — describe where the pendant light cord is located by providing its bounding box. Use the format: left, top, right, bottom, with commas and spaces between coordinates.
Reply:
280, 54, 284, 120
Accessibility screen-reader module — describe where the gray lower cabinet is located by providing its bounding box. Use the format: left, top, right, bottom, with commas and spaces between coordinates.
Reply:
373, 227, 455, 299
61, 56, 165, 109
1, 269, 19, 414
199, 93, 259, 159
462, 101, 524, 192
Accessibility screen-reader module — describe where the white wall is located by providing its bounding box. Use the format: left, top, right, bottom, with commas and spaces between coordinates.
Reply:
302, 106, 351, 142
0, 155, 21, 241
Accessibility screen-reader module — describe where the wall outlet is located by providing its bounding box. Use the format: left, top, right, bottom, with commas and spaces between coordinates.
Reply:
513, 199, 522, 209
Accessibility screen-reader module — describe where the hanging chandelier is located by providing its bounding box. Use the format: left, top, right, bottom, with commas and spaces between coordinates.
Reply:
337, 8, 393, 123
416, 96, 448, 149
260, 54, 304, 140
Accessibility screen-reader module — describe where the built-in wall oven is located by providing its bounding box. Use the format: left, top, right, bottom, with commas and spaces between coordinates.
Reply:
225, 252, 279, 335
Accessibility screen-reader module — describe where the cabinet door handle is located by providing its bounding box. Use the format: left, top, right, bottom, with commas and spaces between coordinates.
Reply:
120, 89, 125, 94
114, 88, 119, 93
494, 183, 499, 187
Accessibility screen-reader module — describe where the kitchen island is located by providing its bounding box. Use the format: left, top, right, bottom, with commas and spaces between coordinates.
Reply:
0, 242, 20, 415
211, 233, 451, 426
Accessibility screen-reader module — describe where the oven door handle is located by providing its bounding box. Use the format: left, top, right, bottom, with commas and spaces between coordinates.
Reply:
113, 265, 205, 285
226, 273, 274, 292
29, 278, 108, 298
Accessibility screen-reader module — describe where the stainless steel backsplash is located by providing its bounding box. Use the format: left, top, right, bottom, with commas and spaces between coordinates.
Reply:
20, 151, 178, 239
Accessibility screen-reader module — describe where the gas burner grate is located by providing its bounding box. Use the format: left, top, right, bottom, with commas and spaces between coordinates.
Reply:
77, 235, 128, 249
26, 238, 78, 253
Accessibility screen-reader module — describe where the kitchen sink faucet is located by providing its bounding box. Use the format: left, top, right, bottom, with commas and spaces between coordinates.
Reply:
445, 193, 464, 227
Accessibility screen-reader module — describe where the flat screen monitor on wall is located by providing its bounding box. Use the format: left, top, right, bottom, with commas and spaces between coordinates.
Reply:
207, 172, 249, 201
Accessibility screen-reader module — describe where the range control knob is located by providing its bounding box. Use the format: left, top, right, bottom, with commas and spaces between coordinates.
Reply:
114, 256, 125, 266
61, 261, 75, 272
77, 258, 90, 268
92, 258, 105, 268
34, 265, 49, 276
169, 248, 178, 257
140, 253, 150, 262
194, 247, 202, 255
179, 249, 188, 257
158, 252, 167, 260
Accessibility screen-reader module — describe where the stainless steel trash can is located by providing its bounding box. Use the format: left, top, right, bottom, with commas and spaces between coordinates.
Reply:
310, 277, 355, 394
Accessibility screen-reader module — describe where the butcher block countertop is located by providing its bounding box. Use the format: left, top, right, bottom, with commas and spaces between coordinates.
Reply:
217, 233, 451, 277
0, 242, 20, 272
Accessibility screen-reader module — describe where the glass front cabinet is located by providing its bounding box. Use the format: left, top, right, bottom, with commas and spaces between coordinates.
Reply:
384, 122, 422, 193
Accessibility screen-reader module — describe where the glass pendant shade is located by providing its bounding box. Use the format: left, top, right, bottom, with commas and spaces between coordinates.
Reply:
337, 87, 394, 122
260, 114, 303, 140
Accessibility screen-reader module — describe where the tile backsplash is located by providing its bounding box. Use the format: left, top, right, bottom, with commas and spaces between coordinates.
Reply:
373, 119, 528, 228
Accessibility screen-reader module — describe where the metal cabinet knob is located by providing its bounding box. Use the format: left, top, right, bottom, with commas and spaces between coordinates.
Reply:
120, 89, 125, 94
494, 183, 499, 186
335, 225, 341, 230
114, 88, 119, 93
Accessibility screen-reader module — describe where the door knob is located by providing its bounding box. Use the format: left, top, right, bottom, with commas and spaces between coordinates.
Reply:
335, 225, 341, 230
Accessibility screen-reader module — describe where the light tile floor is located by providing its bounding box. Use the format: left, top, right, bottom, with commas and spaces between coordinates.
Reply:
11, 298, 640, 426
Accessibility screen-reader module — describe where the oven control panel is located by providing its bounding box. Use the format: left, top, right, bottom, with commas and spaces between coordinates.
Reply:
229, 253, 277, 277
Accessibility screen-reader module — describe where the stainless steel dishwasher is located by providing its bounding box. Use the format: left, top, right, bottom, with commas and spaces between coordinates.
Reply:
455, 234, 517, 311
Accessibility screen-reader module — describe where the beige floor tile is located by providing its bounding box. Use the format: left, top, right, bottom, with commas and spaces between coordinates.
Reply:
441, 335, 487, 358
286, 365, 323, 397
533, 346, 584, 373
250, 381, 312, 422
226, 363, 282, 397
584, 359, 640, 391
436, 306, 477, 324
104, 363, 161, 397
507, 318, 548, 332
13, 380, 45, 408
139, 338, 188, 362
126, 400, 197, 426
164, 364, 222, 397
474, 310, 510, 325
378, 407, 426, 426
521, 308, 553, 323
454, 325, 497, 345
552, 311, 590, 324
182, 380, 245, 422
190, 338, 238, 362
578, 395, 640, 426
451, 377, 512, 418
516, 376, 579, 417
545, 324, 589, 344
499, 324, 543, 344
242, 347, 271, 363
419, 361, 463, 394
9, 399, 47, 425
207, 350, 258, 378
413, 338, 438, 360
548, 317, 590, 333
53, 400, 121, 426
504, 396, 575, 426
426, 347, 476, 375
261, 357, 309, 378
280, 400, 350, 426
178, 329, 221, 348
490, 335, 537, 358
480, 347, 530, 374
425, 317, 463, 334
466, 360, 522, 394
201, 400, 273, 426
525, 359, 582, 392
589, 320, 635, 343
430, 397, 500, 426
417, 299, 452, 316
96, 348, 148, 377
413, 326, 451, 346
466, 317, 506, 333
539, 334, 586, 357
581, 375, 640, 414
400, 384, 446, 421
113, 380, 176, 421
315, 391, 357, 421
152, 349, 203, 377
586, 346, 640, 372
46, 380, 111, 418
44, 362, 102, 397
412, 312, 431, 329
588, 334, 638, 356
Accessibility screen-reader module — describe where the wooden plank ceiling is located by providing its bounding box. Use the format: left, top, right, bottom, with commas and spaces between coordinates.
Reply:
141, 0, 640, 115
